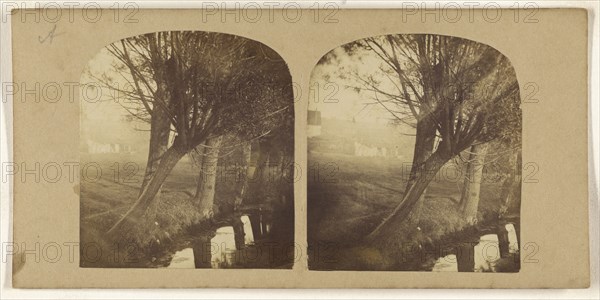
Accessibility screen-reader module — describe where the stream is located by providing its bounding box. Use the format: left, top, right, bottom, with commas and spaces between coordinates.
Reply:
432, 223, 520, 272
163, 209, 292, 269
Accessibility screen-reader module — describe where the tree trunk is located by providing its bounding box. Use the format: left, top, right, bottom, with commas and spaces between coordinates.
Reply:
459, 143, 488, 224
500, 151, 522, 217
245, 138, 272, 205
139, 106, 171, 196
405, 116, 437, 194
107, 145, 186, 235
249, 213, 262, 240
255, 138, 272, 181
499, 150, 521, 249
246, 142, 260, 183
192, 233, 215, 268
193, 136, 222, 219
233, 143, 252, 210
405, 115, 437, 227
456, 242, 475, 272
497, 224, 510, 258
367, 149, 451, 241
232, 216, 245, 250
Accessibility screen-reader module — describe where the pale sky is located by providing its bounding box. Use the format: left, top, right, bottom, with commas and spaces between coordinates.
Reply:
80, 47, 153, 147
308, 46, 413, 125
81, 39, 418, 144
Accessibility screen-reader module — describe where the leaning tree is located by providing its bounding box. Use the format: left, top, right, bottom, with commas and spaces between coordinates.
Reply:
354, 35, 455, 225
365, 35, 521, 241
331, 35, 490, 225
98, 31, 293, 234
327, 35, 520, 231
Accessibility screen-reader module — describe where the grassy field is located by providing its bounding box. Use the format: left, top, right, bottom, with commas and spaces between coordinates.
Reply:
307, 151, 506, 271
80, 153, 254, 267
80, 154, 194, 267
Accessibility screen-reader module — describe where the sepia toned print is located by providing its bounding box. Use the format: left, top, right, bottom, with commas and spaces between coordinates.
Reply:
8, 7, 590, 288
308, 34, 522, 272
80, 31, 295, 269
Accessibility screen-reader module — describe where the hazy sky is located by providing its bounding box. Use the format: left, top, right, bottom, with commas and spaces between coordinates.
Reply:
81, 39, 417, 145
308, 46, 411, 125
80, 47, 152, 147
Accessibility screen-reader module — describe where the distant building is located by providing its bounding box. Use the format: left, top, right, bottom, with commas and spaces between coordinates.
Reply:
307, 110, 322, 137
86, 141, 136, 154
80, 100, 155, 157
308, 117, 412, 158
81, 121, 146, 155
354, 141, 396, 158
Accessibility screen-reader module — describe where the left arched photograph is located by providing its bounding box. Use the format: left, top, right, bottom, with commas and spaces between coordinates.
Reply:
79, 31, 295, 269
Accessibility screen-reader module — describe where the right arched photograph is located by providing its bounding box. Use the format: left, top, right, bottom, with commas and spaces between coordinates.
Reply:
307, 34, 522, 272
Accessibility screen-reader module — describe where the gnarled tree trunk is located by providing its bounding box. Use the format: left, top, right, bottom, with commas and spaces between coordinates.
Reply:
367, 149, 451, 241
139, 106, 171, 196
193, 136, 223, 219
456, 242, 476, 272
232, 217, 246, 250
108, 145, 186, 235
499, 150, 522, 217
233, 143, 253, 209
405, 114, 437, 228
139, 40, 173, 195
192, 232, 216, 268
245, 138, 273, 205
459, 143, 488, 224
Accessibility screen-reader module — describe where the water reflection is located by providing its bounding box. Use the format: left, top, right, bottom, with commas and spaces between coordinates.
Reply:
248, 212, 272, 240
210, 226, 237, 268
241, 215, 255, 245
432, 254, 458, 272
505, 223, 519, 254
165, 213, 268, 269
474, 234, 500, 272
432, 234, 504, 272
167, 248, 194, 269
